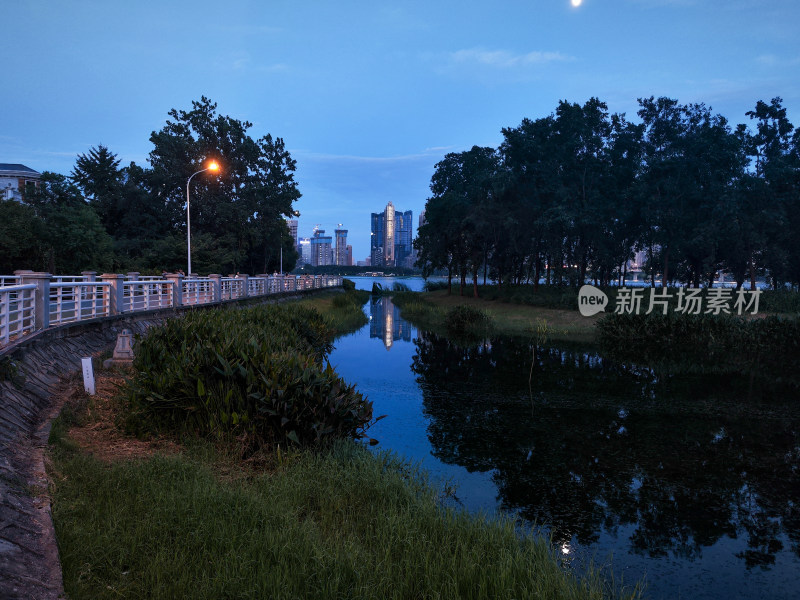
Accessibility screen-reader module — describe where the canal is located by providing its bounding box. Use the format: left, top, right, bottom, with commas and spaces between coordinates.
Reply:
330, 288, 800, 600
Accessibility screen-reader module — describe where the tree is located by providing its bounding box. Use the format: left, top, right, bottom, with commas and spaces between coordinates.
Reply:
27, 172, 114, 273
636, 98, 742, 287
71, 145, 124, 232
417, 147, 500, 296
499, 114, 558, 287
146, 97, 301, 275
416, 154, 463, 293
0, 199, 43, 272
743, 98, 797, 288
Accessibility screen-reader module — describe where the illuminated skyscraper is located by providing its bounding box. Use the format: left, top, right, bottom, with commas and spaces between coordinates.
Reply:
334, 226, 348, 266
371, 202, 413, 268
298, 238, 311, 265
286, 219, 298, 247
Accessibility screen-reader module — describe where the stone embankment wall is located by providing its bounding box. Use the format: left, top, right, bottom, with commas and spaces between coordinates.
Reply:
0, 288, 334, 599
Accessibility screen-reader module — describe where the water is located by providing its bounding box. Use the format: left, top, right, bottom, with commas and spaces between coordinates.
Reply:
330, 295, 800, 600
345, 275, 442, 292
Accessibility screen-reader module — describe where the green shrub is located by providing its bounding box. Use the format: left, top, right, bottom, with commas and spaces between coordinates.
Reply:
761, 289, 800, 314
331, 292, 358, 308
444, 305, 494, 336
123, 304, 375, 447
596, 312, 800, 379
391, 281, 411, 292
342, 278, 356, 292
423, 280, 448, 292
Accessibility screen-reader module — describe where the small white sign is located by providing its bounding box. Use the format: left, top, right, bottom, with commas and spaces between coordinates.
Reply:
81, 357, 95, 395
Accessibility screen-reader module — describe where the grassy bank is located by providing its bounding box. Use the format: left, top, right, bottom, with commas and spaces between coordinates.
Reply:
48, 387, 640, 600
297, 287, 371, 334
395, 284, 800, 345
393, 289, 600, 343
428, 282, 800, 316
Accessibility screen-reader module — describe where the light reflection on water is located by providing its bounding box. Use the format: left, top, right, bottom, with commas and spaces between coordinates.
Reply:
329, 296, 800, 600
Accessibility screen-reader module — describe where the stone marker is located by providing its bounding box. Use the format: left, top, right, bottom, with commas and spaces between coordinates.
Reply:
102, 329, 135, 369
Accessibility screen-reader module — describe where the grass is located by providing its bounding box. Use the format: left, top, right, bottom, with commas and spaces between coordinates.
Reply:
395, 289, 601, 343
48, 395, 641, 600
296, 288, 371, 335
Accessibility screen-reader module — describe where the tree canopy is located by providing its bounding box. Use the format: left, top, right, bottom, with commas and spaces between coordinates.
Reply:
417, 96, 800, 292
0, 98, 302, 276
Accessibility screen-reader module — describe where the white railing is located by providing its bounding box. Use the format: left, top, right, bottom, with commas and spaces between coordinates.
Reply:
123, 280, 173, 312
0, 284, 36, 346
183, 278, 215, 306
220, 278, 245, 301
248, 277, 267, 296
1, 272, 342, 348
49, 282, 110, 326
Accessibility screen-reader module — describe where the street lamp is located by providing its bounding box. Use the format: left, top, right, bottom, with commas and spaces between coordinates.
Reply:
186, 160, 220, 276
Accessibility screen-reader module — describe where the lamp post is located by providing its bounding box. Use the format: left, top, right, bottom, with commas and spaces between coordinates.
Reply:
186, 160, 220, 276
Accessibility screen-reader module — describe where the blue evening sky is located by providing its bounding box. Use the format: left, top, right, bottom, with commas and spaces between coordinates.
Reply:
2, 0, 799, 262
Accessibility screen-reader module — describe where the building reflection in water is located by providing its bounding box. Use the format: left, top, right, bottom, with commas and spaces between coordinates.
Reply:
369, 296, 412, 350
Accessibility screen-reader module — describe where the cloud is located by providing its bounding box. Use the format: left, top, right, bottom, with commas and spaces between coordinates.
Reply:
423, 145, 458, 153
449, 48, 572, 69
214, 51, 290, 74
756, 54, 800, 67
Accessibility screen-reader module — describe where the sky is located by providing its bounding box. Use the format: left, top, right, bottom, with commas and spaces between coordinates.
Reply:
2, 0, 799, 262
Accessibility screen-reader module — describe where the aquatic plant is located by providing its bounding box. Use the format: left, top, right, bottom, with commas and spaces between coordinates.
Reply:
123, 304, 375, 447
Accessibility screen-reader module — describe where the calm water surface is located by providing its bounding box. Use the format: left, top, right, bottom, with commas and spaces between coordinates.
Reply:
330, 294, 800, 600
346, 275, 439, 292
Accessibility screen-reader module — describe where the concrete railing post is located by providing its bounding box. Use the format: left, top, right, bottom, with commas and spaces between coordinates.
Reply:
165, 273, 184, 307
81, 271, 97, 282
208, 274, 222, 303
256, 274, 268, 297
126, 272, 140, 281
236, 274, 249, 298
101, 273, 125, 315
15, 270, 51, 332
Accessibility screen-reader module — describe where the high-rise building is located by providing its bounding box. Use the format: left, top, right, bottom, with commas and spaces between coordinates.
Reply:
298, 238, 312, 265
394, 210, 413, 267
334, 227, 348, 266
286, 219, 298, 247
371, 202, 413, 268
371, 212, 385, 267
346, 245, 353, 267
311, 229, 333, 266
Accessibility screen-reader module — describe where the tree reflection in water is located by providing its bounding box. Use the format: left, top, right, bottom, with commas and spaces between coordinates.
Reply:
410, 332, 800, 569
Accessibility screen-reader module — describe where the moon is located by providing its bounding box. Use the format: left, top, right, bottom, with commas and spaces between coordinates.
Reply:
571, 0, 582, 6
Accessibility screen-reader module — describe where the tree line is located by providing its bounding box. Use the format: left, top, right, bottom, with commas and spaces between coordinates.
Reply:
415, 96, 800, 296
0, 97, 300, 276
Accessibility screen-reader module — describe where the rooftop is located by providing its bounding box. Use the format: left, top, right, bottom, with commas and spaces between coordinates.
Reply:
0, 163, 41, 177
